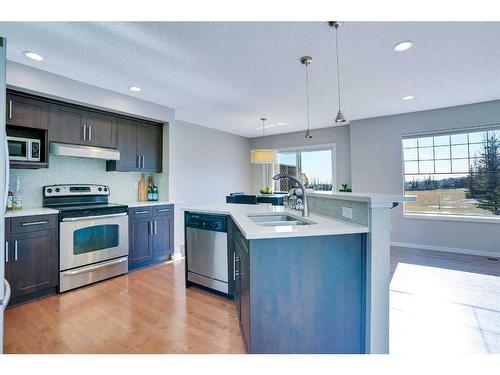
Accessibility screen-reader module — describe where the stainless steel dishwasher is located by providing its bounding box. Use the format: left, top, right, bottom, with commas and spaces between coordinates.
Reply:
185, 212, 229, 294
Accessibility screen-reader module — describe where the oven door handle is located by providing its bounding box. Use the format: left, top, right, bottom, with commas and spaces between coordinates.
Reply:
62, 212, 128, 222
62, 257, 128, 276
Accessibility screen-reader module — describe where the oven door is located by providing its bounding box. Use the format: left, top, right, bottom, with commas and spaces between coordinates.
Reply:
60, 212, 129, 271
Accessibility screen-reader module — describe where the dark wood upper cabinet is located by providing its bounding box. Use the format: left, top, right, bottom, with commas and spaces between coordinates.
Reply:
108, 118, 139, 172
49, 104, 116, 149
7, 90, 162, 172
6, 93, 48, 130
138, 122, 163, 172
49, 104, 86, 145
107, 119, 162, 173
85, 112, 117, 148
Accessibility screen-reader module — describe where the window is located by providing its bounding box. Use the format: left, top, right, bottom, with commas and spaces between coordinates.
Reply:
402, 127, 500, 218
275, 146, 335, 192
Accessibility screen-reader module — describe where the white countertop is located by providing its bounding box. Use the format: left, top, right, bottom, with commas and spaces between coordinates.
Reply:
182, 204, 369, 240
113, 201, 176, 208
5, 207, 59, 218
308, 191, 417, 205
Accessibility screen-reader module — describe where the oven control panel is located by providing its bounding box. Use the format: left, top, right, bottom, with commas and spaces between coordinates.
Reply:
43, 184, 110, 197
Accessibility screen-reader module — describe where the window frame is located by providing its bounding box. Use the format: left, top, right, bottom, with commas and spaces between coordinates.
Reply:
401, 124, 500, 223
274, 143, 337, 192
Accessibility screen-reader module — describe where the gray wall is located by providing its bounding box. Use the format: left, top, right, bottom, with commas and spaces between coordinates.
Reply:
174, 120, 251, 252
350, 100, 500, 256
249, 125, 351, 193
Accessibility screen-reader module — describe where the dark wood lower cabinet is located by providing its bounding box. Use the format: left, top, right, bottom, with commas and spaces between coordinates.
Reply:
230, 218, 366, 354
128, 217, 154, 269
128, 205, 174, 270
5, 214, 58, 306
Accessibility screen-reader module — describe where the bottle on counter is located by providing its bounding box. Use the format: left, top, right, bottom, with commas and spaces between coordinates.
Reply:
6, 187, 13, 210
147, 176, 154, 201
12, 176, 23, 210
147, 185, 153, 201
152, 184, 158, 201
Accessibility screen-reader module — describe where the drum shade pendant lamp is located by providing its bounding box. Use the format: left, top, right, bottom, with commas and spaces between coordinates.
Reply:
300, 56, 313, 139
329, 21, 347, 123
250, 117, 278, 164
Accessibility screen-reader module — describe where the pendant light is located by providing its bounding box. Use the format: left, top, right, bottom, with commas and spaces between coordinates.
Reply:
300, 56, 313, 139
250, 117, 278, 164
329, 21, 346, 123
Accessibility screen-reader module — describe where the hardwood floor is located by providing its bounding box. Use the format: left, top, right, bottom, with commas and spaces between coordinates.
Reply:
4, 260, 245, 354
390, 247, 500, 354
4, 248, 499, 354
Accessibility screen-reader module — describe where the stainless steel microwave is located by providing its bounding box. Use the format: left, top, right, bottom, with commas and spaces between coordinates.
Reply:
7, 136, 41, 162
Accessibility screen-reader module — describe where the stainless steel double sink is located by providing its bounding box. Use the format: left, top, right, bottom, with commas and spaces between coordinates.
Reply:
247, 213, 313, 227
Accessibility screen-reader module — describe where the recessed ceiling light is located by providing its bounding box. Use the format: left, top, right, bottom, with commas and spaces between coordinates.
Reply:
128, 86, 142, 92
403, 95, 414, 101
23, 51, 43, 61
277, 122, 288, 126
393, 41, 413, 52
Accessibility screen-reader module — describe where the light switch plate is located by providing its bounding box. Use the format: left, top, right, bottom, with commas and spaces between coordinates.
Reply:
342, 207, 353, 219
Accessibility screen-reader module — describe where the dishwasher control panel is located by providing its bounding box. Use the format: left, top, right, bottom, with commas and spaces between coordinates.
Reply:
185, 212, 227, 232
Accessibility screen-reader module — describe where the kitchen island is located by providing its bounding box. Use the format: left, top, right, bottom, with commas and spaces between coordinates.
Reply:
183, 192, 415, 354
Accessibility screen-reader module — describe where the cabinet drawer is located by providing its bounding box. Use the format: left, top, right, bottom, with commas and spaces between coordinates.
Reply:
11, 214, 57, 234
153, 205, 174, 217
129, 206, 153, 218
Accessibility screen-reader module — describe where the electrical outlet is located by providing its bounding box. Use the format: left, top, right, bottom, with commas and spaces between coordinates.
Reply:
342, 207, 353, 219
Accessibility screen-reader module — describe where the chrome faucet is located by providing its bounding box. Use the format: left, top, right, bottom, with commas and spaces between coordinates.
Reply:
272, 173, 309, 217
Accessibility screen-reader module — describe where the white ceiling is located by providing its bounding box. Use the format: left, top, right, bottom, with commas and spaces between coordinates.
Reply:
1, 22, 500, 137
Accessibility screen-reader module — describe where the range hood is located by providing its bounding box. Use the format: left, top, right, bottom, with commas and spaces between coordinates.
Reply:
50, 143, 120, 161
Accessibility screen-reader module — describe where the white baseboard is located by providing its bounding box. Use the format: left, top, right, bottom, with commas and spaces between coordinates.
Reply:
390, 241, 500, 259
170, 252, 183, 261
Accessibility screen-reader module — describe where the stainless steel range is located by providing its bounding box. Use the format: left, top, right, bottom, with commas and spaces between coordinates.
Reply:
43, 184, 129, 292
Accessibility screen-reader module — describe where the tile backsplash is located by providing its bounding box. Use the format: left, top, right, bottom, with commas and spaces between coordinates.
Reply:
9, 155, 168, 208
308, 195, 369, 226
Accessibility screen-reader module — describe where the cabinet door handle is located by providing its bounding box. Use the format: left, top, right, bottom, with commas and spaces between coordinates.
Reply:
148, 221, 152, 235
135, 210, 149, 215
234, 255, 240, 278
154, 220, 157, 234
9, 100, 12, 119
142, 155, 145, 169
136, 154, 140, 168
89, 125, 92, 141
233, 252, 236, 280
5, 241, 8, 263
21, 220, 48, 226
83, 124, 87, 140
157, 208, 170, 213
14, 240, 18, 261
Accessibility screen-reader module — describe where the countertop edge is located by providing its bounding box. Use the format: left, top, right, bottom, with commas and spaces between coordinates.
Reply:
182, 205, 369, 240
5, 208, 60, 218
